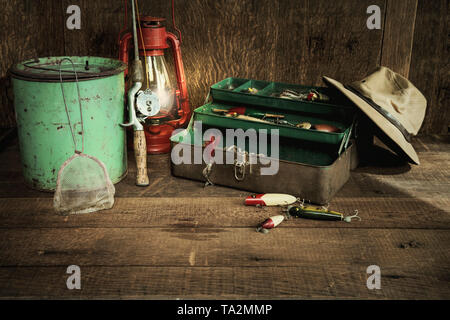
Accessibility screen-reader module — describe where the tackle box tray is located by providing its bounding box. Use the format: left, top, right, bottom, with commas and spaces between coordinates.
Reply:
210, 77, 355, 115
170, 127, 358, 205
194, 101, 353, 147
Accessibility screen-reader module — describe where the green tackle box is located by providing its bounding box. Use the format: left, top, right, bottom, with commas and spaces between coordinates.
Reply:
170, 77, 358, 204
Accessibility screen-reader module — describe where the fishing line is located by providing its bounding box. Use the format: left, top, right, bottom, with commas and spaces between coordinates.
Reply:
135, 0, 150, 88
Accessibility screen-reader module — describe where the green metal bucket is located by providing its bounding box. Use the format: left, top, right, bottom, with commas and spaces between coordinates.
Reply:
10, 56, 128, 191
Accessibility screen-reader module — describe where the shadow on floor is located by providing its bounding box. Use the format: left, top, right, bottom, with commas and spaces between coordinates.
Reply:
356, 144, 412, 175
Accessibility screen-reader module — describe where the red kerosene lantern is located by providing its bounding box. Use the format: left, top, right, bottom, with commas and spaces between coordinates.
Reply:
119, 16, 190, 154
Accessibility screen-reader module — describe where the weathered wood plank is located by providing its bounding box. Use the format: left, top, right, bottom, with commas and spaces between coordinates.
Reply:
1, 0, 448, 135
0, 264, 448, 299
0, 0, 65, 127
412, 135, 450, 152
380, 0, 418, 77
1, 172, 448, 199
0, 228, 448, 269
62, 0, 124, 58
409, 0, 450, 134
276, 0, 385, 85
0, 197, 448, 229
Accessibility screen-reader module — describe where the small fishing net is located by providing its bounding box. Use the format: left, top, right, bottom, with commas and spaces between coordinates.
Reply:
53, 58, 115, 215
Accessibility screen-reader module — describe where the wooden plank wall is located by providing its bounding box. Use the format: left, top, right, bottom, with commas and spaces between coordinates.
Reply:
0, 0, 448, 134
0, 0, 64, 127
408, 0, 450, 134
380, 0, 418, 78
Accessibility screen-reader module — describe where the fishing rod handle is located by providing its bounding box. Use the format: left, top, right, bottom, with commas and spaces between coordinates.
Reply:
134, 130, 150, 187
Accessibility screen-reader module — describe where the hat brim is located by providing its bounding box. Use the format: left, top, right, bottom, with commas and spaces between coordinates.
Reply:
323, 76, 419, 165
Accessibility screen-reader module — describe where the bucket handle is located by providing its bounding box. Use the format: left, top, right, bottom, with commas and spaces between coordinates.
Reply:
59, 58, 84, 154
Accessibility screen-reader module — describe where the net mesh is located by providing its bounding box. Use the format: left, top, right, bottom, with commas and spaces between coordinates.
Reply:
54, 153, 115, 214
53, 58, 115, 215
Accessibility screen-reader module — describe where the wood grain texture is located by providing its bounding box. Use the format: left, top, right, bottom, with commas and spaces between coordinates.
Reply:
381, 0, 418, 78
409, 0, 450, 134
0, 135, 449, 298
0, 228, 448, 299
62, 0, 124, 58
0, 0, 448, 134
0, 196, 449, 229
0, 0, 65, 128
141, 0, 281, 111
276, 0, 385, 85
0, 265, 448, 299
0, 227, 448, 268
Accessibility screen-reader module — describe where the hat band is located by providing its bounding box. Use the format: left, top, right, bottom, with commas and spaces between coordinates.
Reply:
344, 85, 412, 143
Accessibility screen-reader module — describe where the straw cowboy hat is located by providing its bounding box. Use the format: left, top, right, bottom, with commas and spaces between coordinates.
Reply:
323, 66, 427, 164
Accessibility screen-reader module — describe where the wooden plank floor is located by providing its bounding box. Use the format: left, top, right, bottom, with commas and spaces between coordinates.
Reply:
0, 135, 449, 299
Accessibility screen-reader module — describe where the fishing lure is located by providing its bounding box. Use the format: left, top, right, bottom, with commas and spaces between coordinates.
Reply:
307, 90, 330, 102
245, 193, 298, 207
212, 108, 284, 120
313, 123, 341, 133
278, 89, 330, 102
285, 205, 360, 223
296, 122, 312, 129
243, 87, 259, 94
256, 215, 285, 234
271, 119, 298, 127
251, 112, 285, 119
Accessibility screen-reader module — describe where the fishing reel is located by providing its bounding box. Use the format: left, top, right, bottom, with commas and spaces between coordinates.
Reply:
135, 89, 161, 121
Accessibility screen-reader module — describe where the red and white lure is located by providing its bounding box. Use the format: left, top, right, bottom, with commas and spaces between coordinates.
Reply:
256, 215, 285, 234
247, 194, 296, 234
245, 193, 298, 207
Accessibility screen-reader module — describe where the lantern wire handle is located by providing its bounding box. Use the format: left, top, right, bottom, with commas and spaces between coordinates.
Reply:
172, 0, 182, 43
118, 0, 128, 44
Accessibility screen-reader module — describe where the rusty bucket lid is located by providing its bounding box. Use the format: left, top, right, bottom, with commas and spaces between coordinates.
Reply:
10, 56, 127, 82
